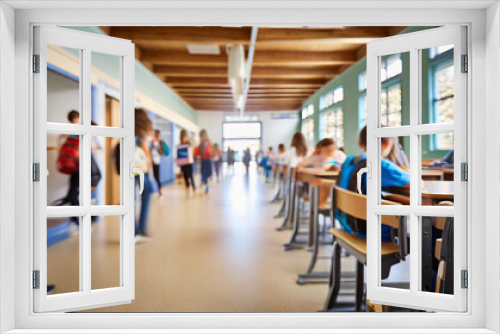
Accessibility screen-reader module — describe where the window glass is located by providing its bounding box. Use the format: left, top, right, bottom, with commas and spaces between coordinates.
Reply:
302, 118, 315, 147
380, 83, 402, 127
430, 44, 454, 59
321, 106, 344, 149
381, 54, 402, 82
359, 94, 366, 129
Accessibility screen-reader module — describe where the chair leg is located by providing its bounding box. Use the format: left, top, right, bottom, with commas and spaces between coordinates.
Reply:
355, 261, 364, 312
323, 241, 341, 311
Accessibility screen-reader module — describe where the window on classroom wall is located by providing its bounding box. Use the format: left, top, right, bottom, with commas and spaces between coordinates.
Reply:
429, 45, 454, 150
301, 103, 314, 120
319, 86, 344, 111
358, 71, 367, 129
380, 55, 403, 127
321, 106, 344, 149
301, 118, 315, 148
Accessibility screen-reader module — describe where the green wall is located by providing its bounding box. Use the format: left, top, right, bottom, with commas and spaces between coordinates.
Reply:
299, 26, 451, 159
63, 26, 198, 124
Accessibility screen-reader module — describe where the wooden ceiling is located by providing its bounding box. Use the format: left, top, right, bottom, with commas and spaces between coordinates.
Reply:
101, 26, 406, 112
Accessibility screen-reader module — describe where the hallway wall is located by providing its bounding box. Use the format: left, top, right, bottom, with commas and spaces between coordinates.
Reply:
197, 111, 299, 152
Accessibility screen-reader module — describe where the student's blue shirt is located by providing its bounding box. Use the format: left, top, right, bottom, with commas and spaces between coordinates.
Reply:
335, 152, 410, 241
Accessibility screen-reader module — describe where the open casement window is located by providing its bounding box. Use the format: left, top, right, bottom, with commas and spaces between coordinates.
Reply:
365, 26, 467, 312
33, 26, 136, 312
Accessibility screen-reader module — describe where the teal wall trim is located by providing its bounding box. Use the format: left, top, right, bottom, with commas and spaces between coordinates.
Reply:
298, 26, 451, 159
63, 26, 198, 125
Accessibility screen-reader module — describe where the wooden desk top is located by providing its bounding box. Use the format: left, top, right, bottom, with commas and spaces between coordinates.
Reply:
298, 168, 339, 177
386, 181, 454, 200
422, 170, 444, 178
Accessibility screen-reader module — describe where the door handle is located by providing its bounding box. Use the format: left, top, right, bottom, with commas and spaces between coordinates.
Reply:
129, 162, 145, 195
357, 167, 369, 195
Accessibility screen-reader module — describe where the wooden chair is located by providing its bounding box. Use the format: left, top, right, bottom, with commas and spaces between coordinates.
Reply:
434, 201, 454, 294
323, 186, 408, 312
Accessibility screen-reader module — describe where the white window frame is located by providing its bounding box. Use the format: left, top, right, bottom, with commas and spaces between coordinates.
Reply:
1, 2, 498, 333
33, 26, 136, 313
366, 25, 467, 312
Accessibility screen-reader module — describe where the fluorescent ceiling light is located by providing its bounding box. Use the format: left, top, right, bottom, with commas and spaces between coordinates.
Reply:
186, 44, 220, 55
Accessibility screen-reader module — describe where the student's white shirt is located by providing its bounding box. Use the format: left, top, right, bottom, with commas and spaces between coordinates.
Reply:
333, 149, 347, 165
285, 147, 305, 168
151, 140, 161, 165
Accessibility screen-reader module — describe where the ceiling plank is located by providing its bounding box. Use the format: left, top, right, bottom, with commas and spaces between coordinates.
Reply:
155, 65, 342, 78
141, 50, 356, 66
107, 26, 252, 43
256, 27, 391, 41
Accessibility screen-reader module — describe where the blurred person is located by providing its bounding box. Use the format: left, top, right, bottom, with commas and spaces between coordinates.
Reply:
285, 132, 308, 168
212, 143, 223, 182
134, 108, 154, 243
243, 147, 252, 175
151, 129, 170, 197
227, 147, 235, 175
176, 129, 196, 195
297, 138, 343, 170
195, 129, 212, 194
336, 125, 410, 241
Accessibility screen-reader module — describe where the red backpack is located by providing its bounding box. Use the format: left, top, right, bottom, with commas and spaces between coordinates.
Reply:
57, 135, 80, 175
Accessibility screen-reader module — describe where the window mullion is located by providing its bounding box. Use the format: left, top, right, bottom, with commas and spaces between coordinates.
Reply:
81, 47, 92, 294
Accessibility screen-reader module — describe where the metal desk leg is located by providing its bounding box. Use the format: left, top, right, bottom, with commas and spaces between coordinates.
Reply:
277, 179, 294, 230
308, 185, 318, 249
284, 184, 304, 250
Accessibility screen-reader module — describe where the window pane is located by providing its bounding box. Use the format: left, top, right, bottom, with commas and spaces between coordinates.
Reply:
379, 52, 407, 127
379, 136, 410, 205
430, 44, 454, 59
421, 215, 454, 295
47, 45, 81, 124
92, 136, 121, 206
380, 215, 410, 291
222, 122, 261, 139
91, 215, 121, 290
47, 133, 81, 206
47, 216, 81, 294
422, 45, 454, 125
91, 52, 121, 128
421, 132, 454, 205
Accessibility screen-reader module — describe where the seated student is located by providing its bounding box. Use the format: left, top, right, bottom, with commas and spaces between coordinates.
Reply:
336, 126, 410, 242
285, 132, 308, 168
429, 149, 454, 168
297, 138, 345, 170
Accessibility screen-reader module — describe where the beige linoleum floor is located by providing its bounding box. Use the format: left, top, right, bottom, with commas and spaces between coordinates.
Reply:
48, 167, 355, 313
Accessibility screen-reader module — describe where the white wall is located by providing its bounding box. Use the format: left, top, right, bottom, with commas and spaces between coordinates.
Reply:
196, 111, 299, 153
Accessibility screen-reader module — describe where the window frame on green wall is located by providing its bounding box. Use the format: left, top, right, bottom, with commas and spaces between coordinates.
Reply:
429, 47, 454, 152
320, 103, 344, 149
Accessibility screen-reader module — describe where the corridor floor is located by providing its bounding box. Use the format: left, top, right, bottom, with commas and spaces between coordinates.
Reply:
49, 168, 344, 313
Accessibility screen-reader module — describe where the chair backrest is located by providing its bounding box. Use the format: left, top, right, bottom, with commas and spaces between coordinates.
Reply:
333, 186, 402, 228
435, 201, 454, 230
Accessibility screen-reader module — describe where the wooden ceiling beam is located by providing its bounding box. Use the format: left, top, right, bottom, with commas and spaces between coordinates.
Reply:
256, 27, 392, 41
141, 50, 356, 66
165, 77, 326, 85
155, 65, 342, 78
107, 26, 252, 43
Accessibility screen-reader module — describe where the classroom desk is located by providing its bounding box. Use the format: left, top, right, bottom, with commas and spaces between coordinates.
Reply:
426, 167, 454, 181
386, 181, 454, 201
285, 168, 339, 252
422, 169, 444, 181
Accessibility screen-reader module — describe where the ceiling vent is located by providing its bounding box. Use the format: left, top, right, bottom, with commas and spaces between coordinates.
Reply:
186, 44, 221, 55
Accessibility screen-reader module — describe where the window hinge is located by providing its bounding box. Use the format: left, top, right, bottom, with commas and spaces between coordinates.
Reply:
33, 270, 40, 289
33, 163, 40, 182
33, 54, 40, 73
461, 54, 468, 73
461, 270, 468, 289
461, 162, 468, 181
